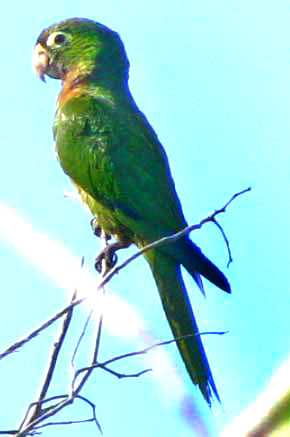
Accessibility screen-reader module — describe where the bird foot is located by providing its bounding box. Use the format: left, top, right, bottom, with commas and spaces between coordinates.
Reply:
95, 244, 118, 273
90, 218, 111, 240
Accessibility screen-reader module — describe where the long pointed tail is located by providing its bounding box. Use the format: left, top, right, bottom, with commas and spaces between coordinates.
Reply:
184, 239, 231, 293
146, 250, 219, 405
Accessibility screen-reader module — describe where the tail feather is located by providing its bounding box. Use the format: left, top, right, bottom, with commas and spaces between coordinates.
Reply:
146, 250, 219, 405
182, 239, 231, 293
156, 235, 231, 294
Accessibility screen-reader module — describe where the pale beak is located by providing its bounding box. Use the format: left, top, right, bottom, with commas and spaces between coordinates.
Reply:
32, 43, 49, 82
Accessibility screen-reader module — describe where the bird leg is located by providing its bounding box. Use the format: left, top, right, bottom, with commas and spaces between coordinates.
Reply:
95, 239, 131, 273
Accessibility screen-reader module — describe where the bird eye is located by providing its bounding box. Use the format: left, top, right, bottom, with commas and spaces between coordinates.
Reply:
46, 32, 67, 47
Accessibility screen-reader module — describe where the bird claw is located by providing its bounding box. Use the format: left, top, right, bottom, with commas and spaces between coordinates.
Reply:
90, 218, 111, 240
90, 218, 102, 237
95, 246, 118, 273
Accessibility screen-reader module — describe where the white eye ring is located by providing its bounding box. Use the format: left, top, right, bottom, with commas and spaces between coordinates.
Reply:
46, 32, 67, 47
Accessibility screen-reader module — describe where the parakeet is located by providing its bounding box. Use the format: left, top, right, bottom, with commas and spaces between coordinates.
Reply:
33, 18, 231, 405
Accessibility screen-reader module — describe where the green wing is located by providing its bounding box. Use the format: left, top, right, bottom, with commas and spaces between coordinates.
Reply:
54, 93, 187, 245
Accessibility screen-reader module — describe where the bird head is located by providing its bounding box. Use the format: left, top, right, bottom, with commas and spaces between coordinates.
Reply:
33, 18, 129, 83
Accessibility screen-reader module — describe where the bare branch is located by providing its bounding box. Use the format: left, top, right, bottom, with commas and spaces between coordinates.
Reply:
15, 256, 105, 436
75, 331, 228, 379
0, 296, 86, 361
16, 394, 102, 436
98, 187, 251, 289
96, 365, 152, 379
34, 418, 95, 428
20, 288, 77, 428
100, 330, 228, 367
212, 218, 233, 267
71, 308, 94, 372
16, 397, 71, 436
33, 394, 102, 433
71, 230, 108, 394
0, 431, 18, 435
218, 187, 251, 211
76, 395, 102, 433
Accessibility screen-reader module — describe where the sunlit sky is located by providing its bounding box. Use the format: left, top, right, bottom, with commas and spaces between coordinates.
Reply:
0, 1, 289, 436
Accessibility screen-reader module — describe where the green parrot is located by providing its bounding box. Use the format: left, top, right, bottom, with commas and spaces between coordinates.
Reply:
33, 18, 230, 405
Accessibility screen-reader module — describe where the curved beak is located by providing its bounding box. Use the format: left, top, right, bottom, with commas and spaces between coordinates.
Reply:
33, 43, 49, 82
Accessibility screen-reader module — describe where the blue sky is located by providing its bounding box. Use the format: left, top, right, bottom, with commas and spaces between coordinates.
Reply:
0, 1, 289, 436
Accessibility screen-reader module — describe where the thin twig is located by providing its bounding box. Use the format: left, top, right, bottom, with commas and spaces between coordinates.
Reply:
212, 218, 233, 267
101, 330, 228, 366
32, 395, 102, 432
0, 296, 86, 361
0, 431, 18, 435
76, 395, 102, 433
24, 289, 77, 426
18, 294, 78, 434
16, 399, 70, 435
71, 231, 108, 394
34, 418, 95, 428
97, 187, 251, 289
92, 228, 109, 364
71, 308, 94, 372
76, 331, 228, 378
96, 365, 152, 379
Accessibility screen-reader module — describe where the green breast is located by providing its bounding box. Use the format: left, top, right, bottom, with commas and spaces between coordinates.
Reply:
53, 94, 131, 239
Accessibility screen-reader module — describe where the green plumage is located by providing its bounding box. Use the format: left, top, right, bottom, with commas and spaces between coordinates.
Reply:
34, 18, 231, 405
